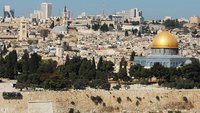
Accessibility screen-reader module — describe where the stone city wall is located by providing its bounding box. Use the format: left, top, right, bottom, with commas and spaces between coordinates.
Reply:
0, 90, 200, 113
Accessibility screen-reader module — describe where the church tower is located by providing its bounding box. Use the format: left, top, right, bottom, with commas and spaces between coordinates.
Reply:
19, 19, 28, 41
62, 6, 70, 26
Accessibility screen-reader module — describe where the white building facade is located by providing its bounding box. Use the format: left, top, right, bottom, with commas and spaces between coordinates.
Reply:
40, 3, 52, 20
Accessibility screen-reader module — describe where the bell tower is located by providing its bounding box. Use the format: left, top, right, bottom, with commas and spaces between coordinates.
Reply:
19, 19, 28, 41
62, 5, 70, 26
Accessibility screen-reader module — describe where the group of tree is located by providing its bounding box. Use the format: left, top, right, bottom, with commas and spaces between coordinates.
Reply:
100, 23, 109, 32
0, 51, 17, 79
1, 49, 200, 90
92, 23, 115, 32
129, 61, 200, 89
92, 23, 100, 31
163, 19, 184, 29
124, 29, 142, 37
14, 50, 114, 90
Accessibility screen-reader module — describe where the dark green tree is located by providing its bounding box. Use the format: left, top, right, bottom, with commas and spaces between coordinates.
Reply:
118, 57, 130, 81
163, 19, 183, 29
124, 19, 129, 23
0, 53, 5, 76
64, 56, 82, 75
182, 61, 200, 82
125, 30, 129, 37
65, 55, 70, 66
78, 58, 94, 81
29, 53, 41, 73
138, 31, 142, 37
150, 63, 167, 80
97, 57, 103, 71
57, 34, 64, 40
132, 21, 139, 25
37, 59, 57, 74
21, 50, 29, 74
91, 57, 96, 78
4, 50, 17, 79
49, 21, 55, 29
130, 51, 136, 61
100, 23, 109, 32
102, 61, 114, 79
132, 29, 138, 35
192, 29, 198, 35
92, 23, 100, 31
109, 24, 114, 30
44, 74, 69, 90
129, 64, 144, 80
92, 57, 96, 70
73, 79, 88, 89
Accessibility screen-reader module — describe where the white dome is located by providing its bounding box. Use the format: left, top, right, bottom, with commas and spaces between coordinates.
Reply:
52, 26, 67, 33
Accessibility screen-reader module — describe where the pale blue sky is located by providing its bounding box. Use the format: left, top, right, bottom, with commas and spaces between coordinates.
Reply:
0, 0, 200, 19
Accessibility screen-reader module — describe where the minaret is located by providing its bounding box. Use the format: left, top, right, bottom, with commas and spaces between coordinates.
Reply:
62, 6, 70, 26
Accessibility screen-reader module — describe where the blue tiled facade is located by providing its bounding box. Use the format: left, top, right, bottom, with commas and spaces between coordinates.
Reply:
134, 48, 193, 68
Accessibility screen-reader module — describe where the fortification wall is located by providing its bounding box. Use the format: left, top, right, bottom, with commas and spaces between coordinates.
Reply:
0, 89, 200, 113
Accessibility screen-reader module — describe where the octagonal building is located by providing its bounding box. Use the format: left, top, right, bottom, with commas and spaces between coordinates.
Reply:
134, 31, 195, 68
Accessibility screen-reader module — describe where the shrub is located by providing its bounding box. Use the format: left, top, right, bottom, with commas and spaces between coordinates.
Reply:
136, 100, 140, 106
175, 80, 194, 89
117, 97, 122, 103
156, 96, 160, 101
124, 84, 130, 89
183, 96, 188, 103
91, 96, 103, 105
28, 39, 38, 44
71, 101, 75, 105
69, 108, 74, 113
101, 83, 111, 90
113, 85, 121, 90
136, 97, 142, 101
103, 102, 106, 107
74, 79, 88, 90
127, 97, 132, 102
175, 111, 181, 113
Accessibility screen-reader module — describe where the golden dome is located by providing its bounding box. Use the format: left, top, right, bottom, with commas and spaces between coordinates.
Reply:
151, 31, 178, 48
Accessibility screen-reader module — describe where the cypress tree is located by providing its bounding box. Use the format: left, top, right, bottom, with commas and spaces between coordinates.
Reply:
130, 51, 136, 61
91, 57, 96, 79
97, 56, 103, 71
125, 30, 129, 37
29, 53, 41, 73
0, 53, 5, 76
21, 50, 29, 74
5, 50, 18, 79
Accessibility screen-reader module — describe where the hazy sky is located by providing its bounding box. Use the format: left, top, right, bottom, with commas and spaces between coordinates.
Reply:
0, 0, 200, 19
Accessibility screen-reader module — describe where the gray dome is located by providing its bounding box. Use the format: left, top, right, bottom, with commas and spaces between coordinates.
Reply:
52, 26, 67, 33
184, 59, 192, 65
29, 32, 36, 35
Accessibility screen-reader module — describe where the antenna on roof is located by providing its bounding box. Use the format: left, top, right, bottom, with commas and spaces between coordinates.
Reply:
102, 0, 106, 17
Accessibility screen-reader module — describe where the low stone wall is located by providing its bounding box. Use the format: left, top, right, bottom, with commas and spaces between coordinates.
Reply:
0, 89, 200, 113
